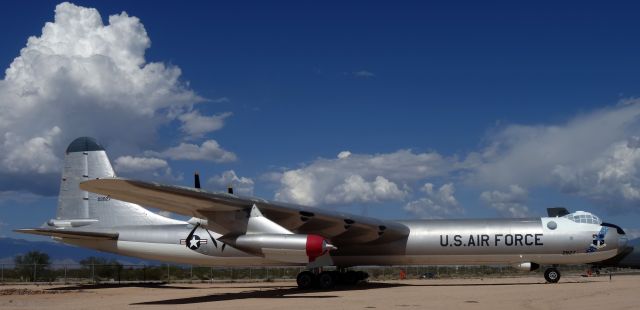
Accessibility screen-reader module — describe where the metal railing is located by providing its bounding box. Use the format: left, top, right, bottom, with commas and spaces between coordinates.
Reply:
1, 264, 637, 284
0, 264, 307, 284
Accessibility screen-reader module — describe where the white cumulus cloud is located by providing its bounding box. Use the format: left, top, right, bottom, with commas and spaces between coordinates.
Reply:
114, 156, 168, 172
552, 139, 640, 208
404, 183, 462, 219
113, 155, 181, 182
337, 151, 352, 159
325, 175, 408, 204
207, 170, 254, 195
268, 101, 640, 215
152, 140, 237, 162
469, 100, 640, 213
2, 126, 61, 174
274, 149, 453, 206
178, 111, 232, 137
0, 2, 232, 195
480, 185, 530, 217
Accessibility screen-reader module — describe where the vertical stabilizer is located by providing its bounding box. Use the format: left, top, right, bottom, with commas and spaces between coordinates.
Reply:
54, 137, 181, 228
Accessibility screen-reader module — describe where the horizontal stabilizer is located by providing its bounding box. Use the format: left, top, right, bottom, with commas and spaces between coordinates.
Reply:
14, 229, 118, 240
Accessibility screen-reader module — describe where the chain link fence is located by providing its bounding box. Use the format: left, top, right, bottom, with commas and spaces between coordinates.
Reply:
1, 264, 637, 284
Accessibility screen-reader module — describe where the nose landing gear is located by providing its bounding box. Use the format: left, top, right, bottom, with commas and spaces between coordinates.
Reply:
544, 267, 561, 283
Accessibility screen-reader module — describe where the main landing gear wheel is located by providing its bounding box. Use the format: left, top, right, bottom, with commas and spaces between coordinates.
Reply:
318, 271, 336, 290
296, 269, 370, 289
340, 271, 358, 285
544, 267, 561, 283
296, 271, 316, 289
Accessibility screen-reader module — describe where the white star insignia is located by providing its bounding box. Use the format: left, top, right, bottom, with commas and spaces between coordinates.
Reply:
188, 236, 200, 249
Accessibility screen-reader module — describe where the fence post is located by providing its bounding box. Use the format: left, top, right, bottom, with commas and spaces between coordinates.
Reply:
64, 264, 67, 284
91, 263, 95, 284
33, 262, 37, 282
1, 264, 3, 283
167, 264, 170, 283
190, 265, 193, 282
210, 266, 213, 284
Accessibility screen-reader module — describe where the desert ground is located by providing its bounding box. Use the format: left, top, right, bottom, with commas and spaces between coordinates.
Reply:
1, 275, 639, 310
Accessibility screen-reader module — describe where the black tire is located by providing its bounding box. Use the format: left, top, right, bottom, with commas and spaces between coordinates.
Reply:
340, 271, 358, 286
318, 271, 336, 290
544, 268, 561, 283
297, 271, 316, 289
356, 271, 369, 281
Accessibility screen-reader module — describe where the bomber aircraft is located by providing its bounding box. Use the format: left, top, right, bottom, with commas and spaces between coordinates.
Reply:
17, 137, 640, 289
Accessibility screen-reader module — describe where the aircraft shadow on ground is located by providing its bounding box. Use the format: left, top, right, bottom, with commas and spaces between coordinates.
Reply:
132, 280, 590, 305
132, 282, 404, 305
45, 279, 594, 305
46, 282, 197, 291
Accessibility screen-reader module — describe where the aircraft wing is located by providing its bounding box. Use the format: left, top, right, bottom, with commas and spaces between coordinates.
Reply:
80, 178, 409, 245
14, 228, 118, 240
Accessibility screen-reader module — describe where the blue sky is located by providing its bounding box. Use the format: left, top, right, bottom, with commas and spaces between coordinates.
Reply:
1, 1, 640, 239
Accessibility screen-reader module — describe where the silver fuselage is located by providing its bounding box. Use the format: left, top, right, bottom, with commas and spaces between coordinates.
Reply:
59, 216, 626, 267
32, 138, 628, 269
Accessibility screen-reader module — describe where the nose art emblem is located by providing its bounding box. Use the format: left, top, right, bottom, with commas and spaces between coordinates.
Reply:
586, 226, 608, 253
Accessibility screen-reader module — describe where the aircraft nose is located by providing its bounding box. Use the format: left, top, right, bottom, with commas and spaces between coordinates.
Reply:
603, 223, 629, 252
618, 234, 629, 250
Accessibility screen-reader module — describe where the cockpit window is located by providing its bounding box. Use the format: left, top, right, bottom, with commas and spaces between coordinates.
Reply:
562, 211, 602, 224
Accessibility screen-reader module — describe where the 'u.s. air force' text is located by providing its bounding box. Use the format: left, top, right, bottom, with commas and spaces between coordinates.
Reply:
439, 234, 543, 247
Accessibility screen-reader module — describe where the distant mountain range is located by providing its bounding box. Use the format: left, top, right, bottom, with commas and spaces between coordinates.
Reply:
0, 238, 151, 265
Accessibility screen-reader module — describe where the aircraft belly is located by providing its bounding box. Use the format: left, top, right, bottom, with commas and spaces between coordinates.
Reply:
332, 250, 619, 266
114, 240, 291, 266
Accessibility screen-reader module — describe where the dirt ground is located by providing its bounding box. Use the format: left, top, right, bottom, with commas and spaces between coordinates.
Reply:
1, 275, 639, 310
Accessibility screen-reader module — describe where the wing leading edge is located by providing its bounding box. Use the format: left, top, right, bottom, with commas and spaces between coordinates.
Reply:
80, 178, 409, 245
14, 228, 118, 240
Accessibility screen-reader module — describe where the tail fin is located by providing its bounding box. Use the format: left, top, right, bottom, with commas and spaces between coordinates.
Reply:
53, 137, 180, 228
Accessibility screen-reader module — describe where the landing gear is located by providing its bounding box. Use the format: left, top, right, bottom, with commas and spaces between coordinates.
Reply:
544, 267, 561, 283
318, 271, 336, 289
296, 271, 316, 290
296, 269, 369, 289
340, 270, 358, 285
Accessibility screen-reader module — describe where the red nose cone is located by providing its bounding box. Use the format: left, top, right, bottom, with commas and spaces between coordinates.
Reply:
306, 234, 328, 262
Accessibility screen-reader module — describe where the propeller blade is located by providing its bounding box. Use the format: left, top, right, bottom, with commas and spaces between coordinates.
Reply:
203, 227, 218, 248
185, 222, 200, 249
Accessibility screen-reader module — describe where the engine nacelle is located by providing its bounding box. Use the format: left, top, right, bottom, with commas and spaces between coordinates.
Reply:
232, 234, 337, 264
512, 262, 540, 271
